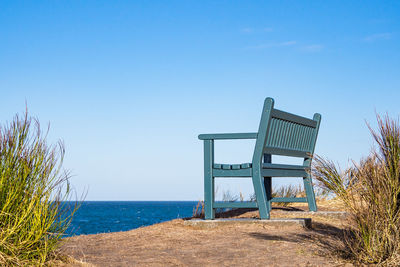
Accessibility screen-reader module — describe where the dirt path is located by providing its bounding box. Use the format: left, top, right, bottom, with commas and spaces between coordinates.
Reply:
60, 205, 353, 267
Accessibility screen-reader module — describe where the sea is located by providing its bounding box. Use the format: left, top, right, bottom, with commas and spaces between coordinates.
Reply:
65, 201, 199, 237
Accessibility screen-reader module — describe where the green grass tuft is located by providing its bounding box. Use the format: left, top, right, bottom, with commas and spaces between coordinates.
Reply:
0, 110, 79, 266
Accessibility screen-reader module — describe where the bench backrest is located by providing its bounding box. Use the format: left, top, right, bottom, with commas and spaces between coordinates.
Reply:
252, 98, 321, 167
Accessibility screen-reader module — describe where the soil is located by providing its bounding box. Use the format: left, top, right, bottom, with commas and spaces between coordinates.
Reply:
60, 201, 354, 267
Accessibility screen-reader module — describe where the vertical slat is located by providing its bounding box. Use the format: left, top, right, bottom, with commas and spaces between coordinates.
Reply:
273, 119, 280, 147
281, 121, 286, 148
304, 127, 311, 151
297, 125, 307, 150
288, 123, 295, 149
304, 128, 314, 151
299, 125, 307, 150
284, 121, 291, 148
267, 118, 277, 146
304, 127, 310, 150
286, 122, 292, 148
281, 121, 288, 147
299, 126, 307, 150
270, 119, 278, 147
277, 120, 283, 147
204, 140, 215, 219
281, 120, 288, 148
293, 123, 299, 150
269, 119, 276, 147
290, 123, 297, 150
276, 119, 284, 148
307, 127, 314, 151
297, 125, 305, 150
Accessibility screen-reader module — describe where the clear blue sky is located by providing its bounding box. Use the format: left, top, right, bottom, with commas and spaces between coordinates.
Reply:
1, 1, 399, 200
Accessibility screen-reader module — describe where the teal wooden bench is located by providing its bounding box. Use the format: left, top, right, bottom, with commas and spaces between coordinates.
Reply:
198, 97, 321, 219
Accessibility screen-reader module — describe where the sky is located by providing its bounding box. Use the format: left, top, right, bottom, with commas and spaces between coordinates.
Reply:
1, 1, 399, 200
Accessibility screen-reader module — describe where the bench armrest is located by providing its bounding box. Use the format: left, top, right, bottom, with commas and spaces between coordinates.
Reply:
198, 133, 258, 140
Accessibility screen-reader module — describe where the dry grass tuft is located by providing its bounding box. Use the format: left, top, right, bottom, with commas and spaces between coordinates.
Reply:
313, 114, 400, 266
272, 184, 304, 207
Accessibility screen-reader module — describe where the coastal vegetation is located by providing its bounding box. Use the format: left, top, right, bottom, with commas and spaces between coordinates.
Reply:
314, 114, 400, 265
0, 110, 78, 266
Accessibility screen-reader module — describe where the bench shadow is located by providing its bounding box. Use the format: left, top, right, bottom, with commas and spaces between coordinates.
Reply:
271, 206, 304, 212
215, 208, 258, 218
248, 221, 350, 260
188, 206, 306, 220
215, 206, 304, 218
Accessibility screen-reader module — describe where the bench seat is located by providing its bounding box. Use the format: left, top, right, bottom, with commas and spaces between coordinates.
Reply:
213, 163, 252, 170
213, 163, 309, 171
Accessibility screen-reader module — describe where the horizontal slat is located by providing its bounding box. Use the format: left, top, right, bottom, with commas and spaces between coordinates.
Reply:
271, 109, 317, 128
271, 197, 307, 203
231, 164, 241, 170
222, 164, 231, 170
213, 164, 222, 169
261, 169, 308, 177
240, 163, 252, 169
264, 147, 310, 158
198, 133, 258, 140
262, 163, 309, 171
213, 168, 252, 177
214, 202, 258, 208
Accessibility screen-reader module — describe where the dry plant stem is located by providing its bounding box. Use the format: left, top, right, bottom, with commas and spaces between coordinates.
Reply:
192, 201, 204, 218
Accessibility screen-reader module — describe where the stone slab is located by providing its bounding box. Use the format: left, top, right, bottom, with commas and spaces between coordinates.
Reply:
184, 218, 312, 229
274, 211, 348, 219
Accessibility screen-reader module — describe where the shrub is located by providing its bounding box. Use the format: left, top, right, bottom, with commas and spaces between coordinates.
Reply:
249, 185, 304, 207
0, 110, 77, 266
272, 184, 303, 207
313, 114, 400, 265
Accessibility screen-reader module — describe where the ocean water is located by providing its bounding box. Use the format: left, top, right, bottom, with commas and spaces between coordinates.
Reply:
65, 201, 198, 237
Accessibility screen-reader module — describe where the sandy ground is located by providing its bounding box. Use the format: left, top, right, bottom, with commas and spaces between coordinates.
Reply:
60, 202, 354, 267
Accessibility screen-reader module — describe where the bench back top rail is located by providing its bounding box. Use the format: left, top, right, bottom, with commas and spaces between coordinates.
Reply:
253, 98, 321, 163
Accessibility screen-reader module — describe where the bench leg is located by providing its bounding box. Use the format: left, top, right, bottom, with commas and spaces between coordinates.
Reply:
252, 172, 270, 219
204, 176, 215, 219
303, 174, 317, 212
263, 154, 272, 212
264, 177, 272, 212
204, 140, 215, 219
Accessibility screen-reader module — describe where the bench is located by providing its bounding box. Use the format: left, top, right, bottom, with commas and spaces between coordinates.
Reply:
198, 97, 321, 219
